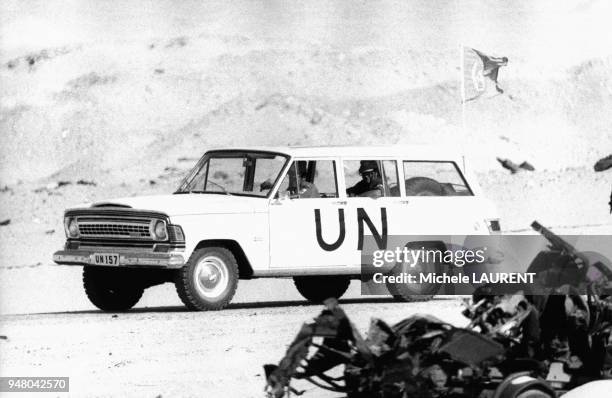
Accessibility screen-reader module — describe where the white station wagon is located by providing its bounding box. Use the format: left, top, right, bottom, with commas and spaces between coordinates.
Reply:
53, 145, 500, 311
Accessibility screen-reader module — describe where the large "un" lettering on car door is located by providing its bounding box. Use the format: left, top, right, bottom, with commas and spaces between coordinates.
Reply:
314, 208, 387, 251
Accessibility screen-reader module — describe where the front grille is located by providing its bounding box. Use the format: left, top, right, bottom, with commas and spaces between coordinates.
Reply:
79, 223, 150, 238
77, 217, 153, 240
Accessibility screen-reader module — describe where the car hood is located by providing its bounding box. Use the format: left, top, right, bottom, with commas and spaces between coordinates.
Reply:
90, 194, 267, 216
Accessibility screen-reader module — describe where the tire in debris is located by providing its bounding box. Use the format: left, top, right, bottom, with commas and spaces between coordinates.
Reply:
83, 267, 145, 311
385, 242, 442, 302
493, 370, 555, 398
515, 390, 555, 398
175, 246, 239, 311
293, 275, 350, 303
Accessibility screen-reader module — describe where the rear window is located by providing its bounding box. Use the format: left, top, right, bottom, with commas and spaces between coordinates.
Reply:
403, 161, 473, 196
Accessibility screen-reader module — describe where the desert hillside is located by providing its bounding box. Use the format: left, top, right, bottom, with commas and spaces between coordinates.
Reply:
1, 0, 611, 184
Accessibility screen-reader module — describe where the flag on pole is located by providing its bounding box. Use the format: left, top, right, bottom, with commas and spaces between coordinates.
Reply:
462, 47, 508, 102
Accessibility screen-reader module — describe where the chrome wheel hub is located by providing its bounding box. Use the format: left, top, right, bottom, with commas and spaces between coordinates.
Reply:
193, 255, 229, 298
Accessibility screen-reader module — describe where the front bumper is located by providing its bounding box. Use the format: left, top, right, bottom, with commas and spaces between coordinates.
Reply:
53, 248, 185, 269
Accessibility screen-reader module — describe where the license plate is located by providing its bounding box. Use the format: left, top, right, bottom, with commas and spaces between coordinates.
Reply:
91, 253, 120, 266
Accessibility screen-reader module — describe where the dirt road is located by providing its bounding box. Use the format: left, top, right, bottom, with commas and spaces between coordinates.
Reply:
0, 285, 465, 398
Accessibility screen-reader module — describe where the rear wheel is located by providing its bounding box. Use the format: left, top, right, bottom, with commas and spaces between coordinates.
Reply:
175, 247, 239, 311
83, 267, 145, 311
294, 276, 350, 303
385, 243, 441, 302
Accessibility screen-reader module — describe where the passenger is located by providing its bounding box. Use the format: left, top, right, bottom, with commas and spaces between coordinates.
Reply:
347, 160, 384, 198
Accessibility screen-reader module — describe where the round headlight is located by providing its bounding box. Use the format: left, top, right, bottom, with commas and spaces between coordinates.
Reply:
65, 218, 79, 238
153, 220, 167, 240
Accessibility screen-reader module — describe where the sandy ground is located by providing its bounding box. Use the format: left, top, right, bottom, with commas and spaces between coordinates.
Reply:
0, 292, 468, 398
1, 0, 611, 397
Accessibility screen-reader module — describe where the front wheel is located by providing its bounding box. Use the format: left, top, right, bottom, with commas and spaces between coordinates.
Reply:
293, 276, 350, 303
175, 247, 239, 311
83, 267, 145, 311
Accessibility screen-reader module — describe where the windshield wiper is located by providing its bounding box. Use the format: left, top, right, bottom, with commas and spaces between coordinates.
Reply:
174, 190, 212, 194
205, 181, 233, 195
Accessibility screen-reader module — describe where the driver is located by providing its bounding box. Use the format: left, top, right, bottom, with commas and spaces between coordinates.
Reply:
347, 160, 384, 198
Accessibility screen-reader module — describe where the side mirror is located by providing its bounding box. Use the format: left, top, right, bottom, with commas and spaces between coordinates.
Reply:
260, 179, 273, 192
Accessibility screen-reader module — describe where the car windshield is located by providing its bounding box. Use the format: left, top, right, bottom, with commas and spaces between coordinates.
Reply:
175, 151, 288, 197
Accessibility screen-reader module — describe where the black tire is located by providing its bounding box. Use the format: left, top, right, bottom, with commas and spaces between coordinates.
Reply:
175, 247, 238, 311
387, 280, 438, 302
405, 177, 445, 196
385, 243, 442, 302
293, 276, 350, 303
515, 390, 554, 398
494, 373, 555, 398
83, 267, 145, 311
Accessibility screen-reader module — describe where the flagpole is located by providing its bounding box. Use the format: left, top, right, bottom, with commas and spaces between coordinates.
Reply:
459, 43, 467, 173
453, 0, 467, 171
460, 43, 466, 139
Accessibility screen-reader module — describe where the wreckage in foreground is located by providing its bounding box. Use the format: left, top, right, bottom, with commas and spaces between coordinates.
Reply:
265, 223, 612, 397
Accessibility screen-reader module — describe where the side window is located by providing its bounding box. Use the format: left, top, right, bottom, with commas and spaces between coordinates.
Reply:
344, 159, 399, 198
403, 161, 473, 196
312, 160, 338, 198
277, 160, 338, 199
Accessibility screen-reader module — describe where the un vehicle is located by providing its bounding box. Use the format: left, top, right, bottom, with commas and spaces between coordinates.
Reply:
53, 146, 500, 311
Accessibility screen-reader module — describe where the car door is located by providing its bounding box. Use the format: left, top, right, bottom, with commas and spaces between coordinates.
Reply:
269, 158, 353, 269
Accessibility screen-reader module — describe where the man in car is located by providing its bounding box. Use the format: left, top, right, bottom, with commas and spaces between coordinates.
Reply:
347, 160, 384, 198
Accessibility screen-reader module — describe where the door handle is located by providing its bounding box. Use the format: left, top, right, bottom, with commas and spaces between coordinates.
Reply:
332, 200, 347, 205
398, 200, 410, 204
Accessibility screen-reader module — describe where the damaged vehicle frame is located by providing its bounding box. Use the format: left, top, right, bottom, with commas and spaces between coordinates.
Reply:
264, 224, 612, 397
53, 146, 500, 311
